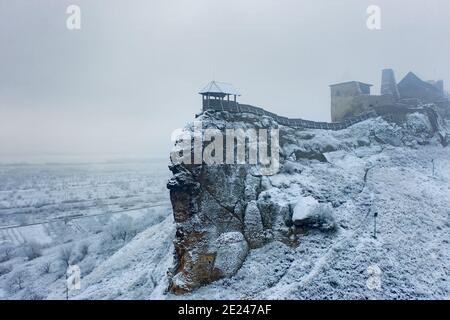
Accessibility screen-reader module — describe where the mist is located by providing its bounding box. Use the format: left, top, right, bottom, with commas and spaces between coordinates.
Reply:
1, 0, 449, 161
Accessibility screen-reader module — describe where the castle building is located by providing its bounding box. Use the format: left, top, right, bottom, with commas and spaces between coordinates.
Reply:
198, 70, 448, 124
398, 72, 444, 102
330, 80, 395, 122
330, 69, 447, 122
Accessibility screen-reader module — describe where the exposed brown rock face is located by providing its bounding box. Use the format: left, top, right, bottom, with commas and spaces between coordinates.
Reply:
167, 162, 263, 293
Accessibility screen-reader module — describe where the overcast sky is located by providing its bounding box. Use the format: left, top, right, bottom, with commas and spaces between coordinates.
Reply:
1, 0, 449, 161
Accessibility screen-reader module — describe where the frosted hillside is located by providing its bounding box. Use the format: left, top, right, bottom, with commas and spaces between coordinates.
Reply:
0, 160, 172, 300
79, 116, 448, 299
1, 116, 449, 300
185, 144, 449, 299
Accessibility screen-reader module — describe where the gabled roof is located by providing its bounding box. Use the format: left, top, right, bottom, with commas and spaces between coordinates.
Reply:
398, 72, 423, 85
398, 72, 441, 93
199, 81, 241, 96
329, 81, 373, 87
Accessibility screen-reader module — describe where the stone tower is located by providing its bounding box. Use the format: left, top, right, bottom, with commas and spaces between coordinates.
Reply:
381, 69, 400, 100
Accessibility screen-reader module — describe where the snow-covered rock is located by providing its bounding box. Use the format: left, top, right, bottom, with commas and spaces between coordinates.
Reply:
406, 113, 433, 136
244, 201, 264, 248
213, 232, 249, 277
292, 197, 336, 232
165, 108, 450, 297
292, 196, 319, 221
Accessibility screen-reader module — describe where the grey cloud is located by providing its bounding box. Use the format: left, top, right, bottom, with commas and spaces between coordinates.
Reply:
1, 0, 449, 159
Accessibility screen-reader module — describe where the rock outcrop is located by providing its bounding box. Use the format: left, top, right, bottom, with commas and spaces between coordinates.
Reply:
167, 106, 449, 294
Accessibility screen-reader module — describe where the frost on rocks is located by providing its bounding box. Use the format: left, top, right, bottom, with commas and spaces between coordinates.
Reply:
165, 108, 450, 297
406, 113, 433, 135
213, 232, 249, 278
293, 197, 336, 232
292, 196, 319, 222
244, 201, 264, 248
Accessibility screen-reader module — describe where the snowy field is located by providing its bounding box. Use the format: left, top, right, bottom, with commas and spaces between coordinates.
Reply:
0, 159, 172, 300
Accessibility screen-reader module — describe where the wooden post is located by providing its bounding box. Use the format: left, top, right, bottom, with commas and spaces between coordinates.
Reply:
373, 211, 378, 239
65, 270, 69, 300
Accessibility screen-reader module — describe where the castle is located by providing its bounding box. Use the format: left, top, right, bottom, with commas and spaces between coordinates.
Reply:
330, 69, 449, 122
198, 69, 449, 129
198, 81, 375, 130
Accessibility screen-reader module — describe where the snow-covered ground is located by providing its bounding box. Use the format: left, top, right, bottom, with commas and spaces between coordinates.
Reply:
0, 159, 172, 300
0, 160, 170, 238
1, 136, 449, 299
174, 144, 449, 300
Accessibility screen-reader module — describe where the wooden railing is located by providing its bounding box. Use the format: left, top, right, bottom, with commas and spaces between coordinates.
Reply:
203, 102, 378, 131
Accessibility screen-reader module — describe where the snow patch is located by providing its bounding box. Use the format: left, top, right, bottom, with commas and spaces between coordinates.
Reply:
292, 196, 319, 221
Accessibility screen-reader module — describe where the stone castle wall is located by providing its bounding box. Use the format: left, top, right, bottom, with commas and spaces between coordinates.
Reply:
331, 94, 395, 122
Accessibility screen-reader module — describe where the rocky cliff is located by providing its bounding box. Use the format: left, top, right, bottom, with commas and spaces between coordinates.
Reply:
167, 107, 449, 294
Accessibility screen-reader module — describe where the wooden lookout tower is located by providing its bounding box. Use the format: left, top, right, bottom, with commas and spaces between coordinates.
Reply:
199, 81, 241, 111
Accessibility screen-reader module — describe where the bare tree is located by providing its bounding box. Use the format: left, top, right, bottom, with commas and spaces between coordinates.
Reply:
40, 261, 52, 274
0, 241, 15, 262
23, 241, 42, 260
78, 242, 89, 261
58, 246, 73, 269
5, 270, 29, 294
106, 215, 137, 242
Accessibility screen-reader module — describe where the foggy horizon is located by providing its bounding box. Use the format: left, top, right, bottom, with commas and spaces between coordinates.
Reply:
1, 0, 450, 161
